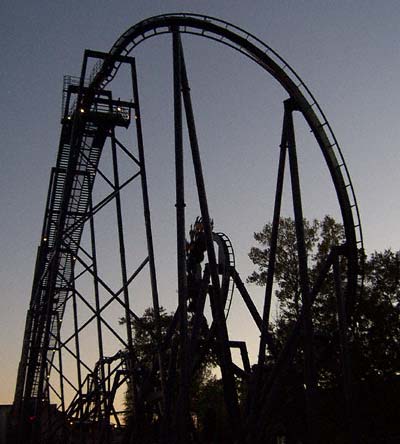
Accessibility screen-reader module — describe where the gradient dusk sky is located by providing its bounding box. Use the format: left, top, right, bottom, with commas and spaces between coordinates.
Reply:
1, 0, 399, 405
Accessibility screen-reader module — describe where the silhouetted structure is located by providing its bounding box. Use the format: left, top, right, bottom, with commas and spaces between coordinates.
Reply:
11, 14, 362, 444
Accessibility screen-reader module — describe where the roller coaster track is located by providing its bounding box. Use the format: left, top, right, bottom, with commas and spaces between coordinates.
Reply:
213, 232, 236, 318
90, 13, 363, 262
12, 14, 364, 444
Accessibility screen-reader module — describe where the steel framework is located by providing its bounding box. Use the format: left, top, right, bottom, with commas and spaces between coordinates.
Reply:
12, 13, 363, 444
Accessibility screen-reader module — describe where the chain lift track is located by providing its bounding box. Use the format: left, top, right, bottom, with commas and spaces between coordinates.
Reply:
12, 13, 363, 444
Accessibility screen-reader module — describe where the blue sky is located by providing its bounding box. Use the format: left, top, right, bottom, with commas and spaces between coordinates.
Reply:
1, 0, 399, 405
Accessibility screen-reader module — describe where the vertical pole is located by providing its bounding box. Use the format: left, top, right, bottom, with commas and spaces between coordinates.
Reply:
56, 316, 66, 442
71, 279, 84, 443
333, 247, 356, 444
89, 202, 105, 387
189, 267, 210, 350
72, 278, 83, 418
129, 58, 167, 421
88, 200, 108, 438
179, 38, 241, 439
250, 107, 289, 433
257, 109, 289, 367
285, 98, 316, 443
110, 129, 134, 349
110, 127, 143, 444
57, 319, 66, 416
172, 28, 189, 444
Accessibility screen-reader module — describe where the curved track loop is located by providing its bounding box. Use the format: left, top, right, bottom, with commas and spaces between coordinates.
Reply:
213, 232, 236, 319
87, 12, 362, 294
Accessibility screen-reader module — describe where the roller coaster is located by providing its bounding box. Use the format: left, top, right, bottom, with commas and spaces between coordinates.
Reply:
11, 13, 363, 444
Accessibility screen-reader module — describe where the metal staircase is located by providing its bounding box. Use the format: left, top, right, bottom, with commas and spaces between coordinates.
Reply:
14, 73, 133, 412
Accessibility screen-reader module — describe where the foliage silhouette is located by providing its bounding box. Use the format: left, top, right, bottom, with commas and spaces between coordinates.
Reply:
248, 215, 400, 441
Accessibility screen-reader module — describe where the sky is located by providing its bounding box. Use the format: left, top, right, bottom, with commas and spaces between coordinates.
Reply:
1, 0, 400, 406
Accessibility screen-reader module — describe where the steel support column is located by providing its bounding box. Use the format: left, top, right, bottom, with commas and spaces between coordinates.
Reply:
109, 128, 142, 443
285, 98, 316, 443
172, 29, 190, 444
258, 113, 288, 367
178, 36, 241, 440
333, 246, 356, 444
89, 201, 106, 392
129, 58, 167, 426
71, 278, 84, 443
110, 129, 134, 350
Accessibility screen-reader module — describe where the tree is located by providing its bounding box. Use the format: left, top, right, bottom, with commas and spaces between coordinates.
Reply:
248, 216, 400, 441
119, 308, 174, 435
248, 215, 400, 380
352, 249, 400, 380
248, 215, 344, 320
120, 306, 224, 441
120, 306, 173, 365
248, 215, 346, 385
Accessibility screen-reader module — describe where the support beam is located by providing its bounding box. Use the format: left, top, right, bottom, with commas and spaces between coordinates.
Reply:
258, 112, 288, 366
286, 98, 316, 442
71, 280, 83, 419
230, 268, 263, 330
130, 57, 167, 421
172, 29, 190, 444
333, 246, 357, 444
89, 201, 105, 387
249, 248, 336, 443
179, 36, 241, 440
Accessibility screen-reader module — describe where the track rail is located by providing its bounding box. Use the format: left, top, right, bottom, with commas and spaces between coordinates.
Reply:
87, 12, 362, 292
213, 232, 236, 318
